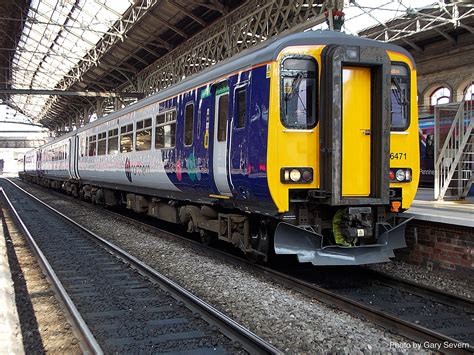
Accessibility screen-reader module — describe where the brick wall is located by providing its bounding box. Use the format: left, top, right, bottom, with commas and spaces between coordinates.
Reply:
395, 220, 473, 279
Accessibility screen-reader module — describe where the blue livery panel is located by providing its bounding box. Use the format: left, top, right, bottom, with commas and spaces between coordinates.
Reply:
161, 65, 272, 207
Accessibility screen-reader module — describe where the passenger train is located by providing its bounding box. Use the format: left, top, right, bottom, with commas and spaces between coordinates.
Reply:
20, 31, 420, 265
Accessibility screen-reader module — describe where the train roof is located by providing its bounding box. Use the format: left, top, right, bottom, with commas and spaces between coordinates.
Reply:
45, 30, 414, 146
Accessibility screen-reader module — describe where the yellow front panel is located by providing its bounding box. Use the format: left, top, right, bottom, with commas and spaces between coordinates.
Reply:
342, 67, 371, 196
267, 46, 324, 213
387, 51, 420, 209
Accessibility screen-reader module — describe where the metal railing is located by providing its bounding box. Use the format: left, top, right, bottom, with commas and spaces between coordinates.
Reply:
434, 98, 473, 200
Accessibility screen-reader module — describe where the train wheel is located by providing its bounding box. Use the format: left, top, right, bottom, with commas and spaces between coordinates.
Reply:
78, 188, 85, 201
199, 230, 214, 246
247, 220, 271, 263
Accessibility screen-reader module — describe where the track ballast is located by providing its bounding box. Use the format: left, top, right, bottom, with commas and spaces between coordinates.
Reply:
9, 177, 474, 354
0, 178, 279, 354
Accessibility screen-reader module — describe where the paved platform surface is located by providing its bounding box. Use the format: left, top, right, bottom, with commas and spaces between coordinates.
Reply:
0, 218, 24, 354
403, 188, 474, 227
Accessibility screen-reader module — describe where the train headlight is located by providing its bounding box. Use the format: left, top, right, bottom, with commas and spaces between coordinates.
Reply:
404, 169, 412, 182
390, 168, 412, 183
395, 169, 405, 182
281, 168, 313, 184
289, 169, 301, 182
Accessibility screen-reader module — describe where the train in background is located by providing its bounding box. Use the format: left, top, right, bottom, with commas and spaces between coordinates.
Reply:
21, 31, 420, 266
419, 114, 474, 195
419, 117, 435, 187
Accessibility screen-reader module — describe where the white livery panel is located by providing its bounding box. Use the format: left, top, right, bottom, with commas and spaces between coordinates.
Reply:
24, 150, 37, 173
76, 101, 180, 192
41, 139, 71, 180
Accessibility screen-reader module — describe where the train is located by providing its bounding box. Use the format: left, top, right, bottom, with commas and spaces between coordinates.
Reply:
20, 30, 420, 266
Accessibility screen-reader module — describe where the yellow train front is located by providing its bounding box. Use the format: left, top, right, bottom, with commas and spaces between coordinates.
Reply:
268, 33, 419, 265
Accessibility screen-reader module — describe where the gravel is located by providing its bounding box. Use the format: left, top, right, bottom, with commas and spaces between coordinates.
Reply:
367, 261, 474, 299
13, 179, 435, 353
2, 203, 81, 354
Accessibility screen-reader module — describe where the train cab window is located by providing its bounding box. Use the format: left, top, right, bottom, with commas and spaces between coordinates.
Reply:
184, 103, 194, 146
97, 132, 107, 155
280, 56, 317, 129
107, 128, 119, 154
217, 94, 229, 141
88, 135, 97, 156
390, 64, 410, 131
155, 110, 176, 149
136, 118, 152, 151
235, 87, 246, 129
120, 124, 134, 153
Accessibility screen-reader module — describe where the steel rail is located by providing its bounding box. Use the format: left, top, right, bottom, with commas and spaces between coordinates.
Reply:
4, 178, 281, 355
364, 268, 474, 311
0, 187, 103, 355
11, 178, 474, 354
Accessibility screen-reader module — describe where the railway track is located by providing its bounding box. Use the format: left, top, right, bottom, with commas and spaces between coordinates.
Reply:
0, 179, 280, 354
10, 178, 474, 354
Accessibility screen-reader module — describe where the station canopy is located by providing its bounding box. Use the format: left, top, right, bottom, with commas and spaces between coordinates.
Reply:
9, 0, 131, 118
0, 0, 473, 128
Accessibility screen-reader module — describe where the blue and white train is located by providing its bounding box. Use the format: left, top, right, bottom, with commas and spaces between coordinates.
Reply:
21, 31, 420, 265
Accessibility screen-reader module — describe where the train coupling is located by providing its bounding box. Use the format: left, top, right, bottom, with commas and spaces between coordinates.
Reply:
273, 218, 412, 266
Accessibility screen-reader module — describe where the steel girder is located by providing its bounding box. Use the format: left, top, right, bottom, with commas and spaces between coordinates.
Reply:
358, 1, 474, 45
42, 0, 329, 131
38, 0, 167, 122
137, 0, 327, 95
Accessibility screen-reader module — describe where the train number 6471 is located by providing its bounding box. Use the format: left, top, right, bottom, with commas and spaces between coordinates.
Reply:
390, 152, 407, 160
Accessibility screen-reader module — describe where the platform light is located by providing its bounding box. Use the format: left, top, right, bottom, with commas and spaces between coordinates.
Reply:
281, 167, 313, 184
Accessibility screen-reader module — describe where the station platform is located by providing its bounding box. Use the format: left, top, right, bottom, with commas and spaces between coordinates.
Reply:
402, 188, 474, 228
396, 188, 473, 278
0, 218, 24, 354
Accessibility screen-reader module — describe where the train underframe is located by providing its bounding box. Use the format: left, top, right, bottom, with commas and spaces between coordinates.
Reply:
20, 172, 410, 266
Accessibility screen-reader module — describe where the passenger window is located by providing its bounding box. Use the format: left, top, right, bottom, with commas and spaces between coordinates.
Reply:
136, 118, 152, 151
97, 132, 107, 155
217, 94, 229, 142
235, 88, 246, 129
390, 64, 410, 131
280, 56, 317, 129
88, 135, 97, 156
120, 124, 134, 153
107, 128, 119, 154
184, 103, 194, 146
155, 111, 176, 149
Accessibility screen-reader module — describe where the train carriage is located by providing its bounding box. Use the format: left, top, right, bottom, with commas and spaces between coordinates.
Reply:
21, 31, 420, 265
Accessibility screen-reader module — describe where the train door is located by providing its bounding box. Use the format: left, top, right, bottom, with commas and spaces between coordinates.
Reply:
68, 138, 73, 178
229, 83, 249, 198
341, 67, 372, 196
74, 136, 80, 179
68, 137, 79, 179
36, 150, 41, 176
212, 84, 232, 196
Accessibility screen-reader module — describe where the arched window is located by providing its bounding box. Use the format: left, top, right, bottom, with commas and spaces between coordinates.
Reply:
430, 87, 451, 106
464, 83, 474, 101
